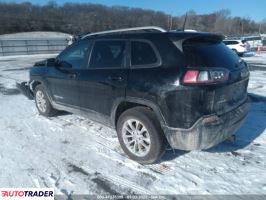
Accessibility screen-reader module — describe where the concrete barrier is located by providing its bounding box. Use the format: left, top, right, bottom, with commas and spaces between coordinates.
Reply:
0, 39, 68, 56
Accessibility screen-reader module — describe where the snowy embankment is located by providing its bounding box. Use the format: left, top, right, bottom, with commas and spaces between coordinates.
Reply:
0, 32, 71, 39
0, 53, 265, 196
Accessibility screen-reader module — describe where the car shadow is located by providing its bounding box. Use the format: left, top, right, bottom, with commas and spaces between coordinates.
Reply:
206, 93, 266, 153
159, 148, 188, 163
54, 110, 71, 116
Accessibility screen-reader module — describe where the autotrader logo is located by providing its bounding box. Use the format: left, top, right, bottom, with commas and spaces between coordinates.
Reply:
0, 188, 54, 199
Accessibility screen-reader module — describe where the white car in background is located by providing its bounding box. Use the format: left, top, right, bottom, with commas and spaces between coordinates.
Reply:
242, 36, 262, 51
223, 40, 249, 57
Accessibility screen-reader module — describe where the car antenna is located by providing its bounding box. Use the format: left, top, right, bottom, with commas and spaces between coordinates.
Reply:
182, 12, 188, 31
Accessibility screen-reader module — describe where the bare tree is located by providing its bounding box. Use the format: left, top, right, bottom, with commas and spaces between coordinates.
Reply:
0, 2, 263, 36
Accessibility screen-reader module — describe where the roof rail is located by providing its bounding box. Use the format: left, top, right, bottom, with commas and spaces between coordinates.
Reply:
82, 26, 166, 38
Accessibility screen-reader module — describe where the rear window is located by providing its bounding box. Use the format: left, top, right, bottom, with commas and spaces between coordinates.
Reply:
223, 41, 230, 45
223, 41, 239, 45
183, 40, 239, 69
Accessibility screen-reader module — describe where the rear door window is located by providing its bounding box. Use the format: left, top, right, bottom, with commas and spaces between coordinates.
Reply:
89, 40, 126, 69
131, 41, 159, 67
224, 41, 239, 45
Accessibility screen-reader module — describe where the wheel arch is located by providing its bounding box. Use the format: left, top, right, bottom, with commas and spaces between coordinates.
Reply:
30, 76, 49, 95
111, 97, 166, 129
30, 80, 42, 92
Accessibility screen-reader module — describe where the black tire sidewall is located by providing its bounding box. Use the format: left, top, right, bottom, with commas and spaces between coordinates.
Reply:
117, 107, 166, 164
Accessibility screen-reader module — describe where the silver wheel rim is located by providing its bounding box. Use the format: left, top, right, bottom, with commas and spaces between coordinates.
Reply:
122, 119, 151, 157
36, 90, 47, 113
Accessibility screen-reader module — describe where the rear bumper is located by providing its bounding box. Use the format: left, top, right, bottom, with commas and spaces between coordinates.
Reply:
162, 101, 249, 150
16, 81, 34, 100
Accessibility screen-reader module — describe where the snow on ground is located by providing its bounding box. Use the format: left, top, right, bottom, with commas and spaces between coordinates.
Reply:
243, 52, 266, 97
243, 52, 266, 65
0, 53, 266, 196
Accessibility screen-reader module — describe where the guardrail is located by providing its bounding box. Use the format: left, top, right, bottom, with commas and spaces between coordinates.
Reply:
0, 39, 68, 56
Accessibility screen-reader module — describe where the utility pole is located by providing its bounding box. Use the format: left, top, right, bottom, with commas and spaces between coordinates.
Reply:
167, 14, 173, 31
169, 15, 173, 31
241, 21, 244, 35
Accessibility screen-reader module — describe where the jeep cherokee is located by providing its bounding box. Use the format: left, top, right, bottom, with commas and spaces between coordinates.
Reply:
17, 26, 249, 164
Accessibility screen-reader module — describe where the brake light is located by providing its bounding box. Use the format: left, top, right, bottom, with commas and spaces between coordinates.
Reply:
183, 68, 229, 84
183, 70, 199, 83
240, 44, 246, 48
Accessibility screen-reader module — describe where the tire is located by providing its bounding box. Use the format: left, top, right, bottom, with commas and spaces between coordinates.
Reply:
117, 107, 166, 164
34, 85, 57, 117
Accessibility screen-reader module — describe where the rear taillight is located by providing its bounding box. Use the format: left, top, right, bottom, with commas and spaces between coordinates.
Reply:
183, 68, 229, 85
240, 44, 246, 48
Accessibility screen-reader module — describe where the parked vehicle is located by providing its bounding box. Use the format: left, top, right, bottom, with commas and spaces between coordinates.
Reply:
241, 36, 262, 51
17, 26, 249, 164
223, 39, 249, 56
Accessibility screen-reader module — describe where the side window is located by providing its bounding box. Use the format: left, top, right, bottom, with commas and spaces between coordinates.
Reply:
131, 41, 158, 66
58, 40, 91, 69
89, 40, 125, 69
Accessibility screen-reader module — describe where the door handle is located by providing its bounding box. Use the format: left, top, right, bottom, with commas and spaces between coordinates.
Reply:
108, 76, 123, 81
68, 73, 77, 79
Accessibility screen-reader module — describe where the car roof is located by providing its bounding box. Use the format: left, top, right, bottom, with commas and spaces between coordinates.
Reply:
82, 31, 224, 42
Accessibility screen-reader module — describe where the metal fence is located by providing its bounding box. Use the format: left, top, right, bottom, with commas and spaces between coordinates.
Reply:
0, 39, 68, 56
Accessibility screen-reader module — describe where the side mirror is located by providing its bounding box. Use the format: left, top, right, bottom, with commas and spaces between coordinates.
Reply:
59, 61, 72, 69
46, 58, 56, 67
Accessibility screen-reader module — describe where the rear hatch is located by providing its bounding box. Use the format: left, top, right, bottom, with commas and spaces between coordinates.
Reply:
180, 34, 249, 115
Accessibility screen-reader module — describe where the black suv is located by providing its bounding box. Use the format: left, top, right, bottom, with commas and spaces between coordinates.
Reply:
18, 27, 249, 164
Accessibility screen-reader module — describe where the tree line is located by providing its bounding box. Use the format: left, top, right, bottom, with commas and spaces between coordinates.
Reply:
0, 1, 265, 36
